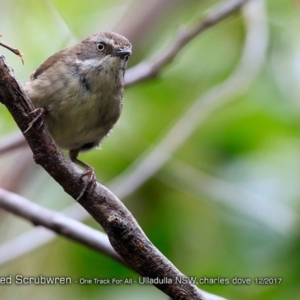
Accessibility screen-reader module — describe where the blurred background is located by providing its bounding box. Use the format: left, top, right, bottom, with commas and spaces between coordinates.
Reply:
0, 0, 299, 299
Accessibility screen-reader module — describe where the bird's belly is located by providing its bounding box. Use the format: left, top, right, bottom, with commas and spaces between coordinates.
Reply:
24, 65, 123, 151
45, 94, 121, 150
47, 119, 108, 150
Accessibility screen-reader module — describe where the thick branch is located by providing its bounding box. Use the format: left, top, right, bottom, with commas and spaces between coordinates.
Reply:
0, 188, 228, 300
0, 1, 256, 299
0, 55, 206, 300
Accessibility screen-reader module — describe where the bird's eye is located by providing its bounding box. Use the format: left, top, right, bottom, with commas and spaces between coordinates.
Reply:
96, 42, 105, 52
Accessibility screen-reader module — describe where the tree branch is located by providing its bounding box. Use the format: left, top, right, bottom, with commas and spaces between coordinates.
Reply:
0, 1, 260, 299
0, 0, 252, 155
125, 0, 251, 86
0, 187, 227, 300
0, 54, 206, 300
0, 187, 122, 263
0, 0, 265, 280
107, 0, 268, 199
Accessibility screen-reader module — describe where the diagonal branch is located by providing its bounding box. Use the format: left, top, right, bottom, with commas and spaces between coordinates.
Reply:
0, 55, 206, 300
0, 187, 122, 263
0, 0, 266, 275
0, 1, 260, 299
0, 187, 227, 300
125, 0, 251, 86
108, 0, 268, 199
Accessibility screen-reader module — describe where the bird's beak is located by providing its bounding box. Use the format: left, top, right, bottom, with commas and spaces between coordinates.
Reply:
112, 49, 131, 59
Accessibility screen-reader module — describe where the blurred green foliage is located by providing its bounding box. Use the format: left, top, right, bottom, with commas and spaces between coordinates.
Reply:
0, 0, 299, 299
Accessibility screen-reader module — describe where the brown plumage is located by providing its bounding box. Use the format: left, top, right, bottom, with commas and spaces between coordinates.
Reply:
23, 32, 132, 199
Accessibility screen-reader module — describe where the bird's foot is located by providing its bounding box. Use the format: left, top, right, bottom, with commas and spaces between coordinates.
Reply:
76, 166, 97, 201
24, 107, 45, 133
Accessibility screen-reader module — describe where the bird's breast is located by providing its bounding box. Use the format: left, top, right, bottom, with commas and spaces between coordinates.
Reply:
24, 61, 124, 150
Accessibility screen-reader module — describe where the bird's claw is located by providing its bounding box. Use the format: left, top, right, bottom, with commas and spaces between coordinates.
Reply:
76, 167, 97, 200
24, 107, 45, 133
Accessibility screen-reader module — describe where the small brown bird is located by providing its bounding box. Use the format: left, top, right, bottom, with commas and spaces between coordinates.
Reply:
23, 32, 132, 198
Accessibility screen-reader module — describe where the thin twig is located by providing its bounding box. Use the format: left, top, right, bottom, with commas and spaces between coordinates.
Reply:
109, 0, 268, 199
0, 187, 122, 263
0, 132, 27, 155
0, 35, 24, 64
125, 0, 251, 86
44, 0, 78, 46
